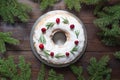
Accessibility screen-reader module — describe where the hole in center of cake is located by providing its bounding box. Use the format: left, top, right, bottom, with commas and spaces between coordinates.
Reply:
52, 31, 66, 46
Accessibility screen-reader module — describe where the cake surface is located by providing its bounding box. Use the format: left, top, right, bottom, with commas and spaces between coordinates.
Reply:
30, 10, 87, 67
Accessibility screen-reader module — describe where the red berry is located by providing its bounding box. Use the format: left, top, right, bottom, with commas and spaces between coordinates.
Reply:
39, 44, 44, 50
66, 52, 69, 57
41, 28, 46, 33
74, 40, 79, 45
50, 52, 54, 57
56, 18, 60, 24
70, 24, 75, 29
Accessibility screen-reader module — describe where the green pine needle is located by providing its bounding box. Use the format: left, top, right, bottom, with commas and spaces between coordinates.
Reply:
40, 0, 57, 10
0, 32, 19, 53
114, 51, 120, 59
48, 69, 64, 80
87, 56, 111, 80
0, 56, 31, 80
94, 4, 120, 46
70, 65, 85, 80
0, 0, 31, 23
37, 64, 45, 80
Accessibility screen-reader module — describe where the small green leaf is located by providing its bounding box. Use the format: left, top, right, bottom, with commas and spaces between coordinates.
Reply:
39, 35, 46, 44
75, 30, 80, 38
62, 17, 69, 24
55, 54, 65, 59
46, 22, 55, 29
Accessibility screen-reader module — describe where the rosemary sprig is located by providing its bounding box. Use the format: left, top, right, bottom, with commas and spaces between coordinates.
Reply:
39, 35, 46, 44
55, 53, 65, 59
75, 30, 80, 38
46, 22, 55, 29
70, 46, 78, 54
43, 50, 50, 57
62, 17, 69, 24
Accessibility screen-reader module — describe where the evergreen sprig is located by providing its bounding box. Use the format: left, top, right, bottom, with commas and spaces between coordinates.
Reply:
114, 51, 120, 59
48, 69, 64, 80
0, 56, 31, 80
0, 32, 19, 53
40, 0, 57, 10
94, 4, 120, 46
0, 0, 31, 23
37, 64, 45, 80
87, 56, 111, 80
70, 65, 84, 80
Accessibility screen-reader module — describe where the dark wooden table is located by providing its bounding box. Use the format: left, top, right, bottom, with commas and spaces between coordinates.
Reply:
0, 0, 120, 80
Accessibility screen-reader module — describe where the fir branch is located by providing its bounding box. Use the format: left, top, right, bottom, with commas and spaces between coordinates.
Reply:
40, 0, 57, 10
37, 64, 45, 80
70, 65, 85, 80
87, 56, 111, 80
94, 4, 120, 46
0, 0, 31, 23
62, 17, 69, 24
114, 51, 120, 60
0, 32, 19, 53
18, 56, 31, 80
46, 22, 55, 29
0, 56, 31, 80
64, 0, 81, 12
39, 34, 46, 44
48, 69, 64, 80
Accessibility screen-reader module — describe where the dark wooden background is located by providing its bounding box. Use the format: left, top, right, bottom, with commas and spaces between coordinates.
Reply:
0, 0, 120, 80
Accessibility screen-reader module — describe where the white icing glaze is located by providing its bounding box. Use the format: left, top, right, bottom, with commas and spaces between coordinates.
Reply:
33, 11, 85, 65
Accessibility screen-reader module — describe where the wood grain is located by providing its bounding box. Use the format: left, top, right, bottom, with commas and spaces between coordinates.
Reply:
0, 0, 120, 80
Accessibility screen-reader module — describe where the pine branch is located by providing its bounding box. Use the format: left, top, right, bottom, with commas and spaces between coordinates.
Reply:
48, 69, 64, 80
37, 64, 45, 80
114, 51, 120, 60
70, 65, 85, 80
40, 0, 57, 10
0, 0, 31, 23
94, 4, 120, 46
87, 56, 111, 80
18, 56, 31, 80
0, 56, 31, 80
65, 0, 81, 12
0, 32, 19, 53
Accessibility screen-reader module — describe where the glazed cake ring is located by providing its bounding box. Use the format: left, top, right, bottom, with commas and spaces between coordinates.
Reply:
30, 10, 87, 67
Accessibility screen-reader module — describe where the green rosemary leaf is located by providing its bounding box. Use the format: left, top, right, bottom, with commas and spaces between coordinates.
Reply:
55, 54, 65, 59
70, 46, 78, 54
39, 35, 46, 44
37, 64, 45, 80
62, 17, 69, 24
43, 50, 50, 57
46, 22, 55, 29
75, 30, 80, 38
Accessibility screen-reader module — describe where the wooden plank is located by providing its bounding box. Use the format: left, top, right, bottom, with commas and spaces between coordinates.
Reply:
5, 51, 120, 80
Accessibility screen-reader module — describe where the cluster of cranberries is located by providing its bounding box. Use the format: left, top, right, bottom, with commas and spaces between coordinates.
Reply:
39, 18, 79, 57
